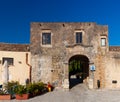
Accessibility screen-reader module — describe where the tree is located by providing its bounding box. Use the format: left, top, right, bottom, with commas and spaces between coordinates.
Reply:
69, 59, 82, 75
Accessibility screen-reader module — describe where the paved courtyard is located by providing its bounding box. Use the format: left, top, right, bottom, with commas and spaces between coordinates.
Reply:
1, 83, 120, 102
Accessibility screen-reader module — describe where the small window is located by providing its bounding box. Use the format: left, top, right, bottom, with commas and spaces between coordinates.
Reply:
42, 33, 51, 45
76, 32, 82, 44
101, 38, 106, 46
2, 57, 14, 66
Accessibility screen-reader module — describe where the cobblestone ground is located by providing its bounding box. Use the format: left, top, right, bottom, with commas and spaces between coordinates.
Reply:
1, 84, 120, 102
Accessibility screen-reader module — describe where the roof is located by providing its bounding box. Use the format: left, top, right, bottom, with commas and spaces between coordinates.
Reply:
0, 43, 30, 52
109, 46, 120, 52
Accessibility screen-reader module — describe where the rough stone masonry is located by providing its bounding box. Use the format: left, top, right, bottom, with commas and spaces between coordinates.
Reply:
30, 22, 120, 90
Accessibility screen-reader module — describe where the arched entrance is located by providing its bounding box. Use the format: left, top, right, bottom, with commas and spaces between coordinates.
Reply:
69, 55, 89, 88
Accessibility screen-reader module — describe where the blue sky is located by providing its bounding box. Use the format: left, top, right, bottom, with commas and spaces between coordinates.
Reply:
0, 0, 120, 45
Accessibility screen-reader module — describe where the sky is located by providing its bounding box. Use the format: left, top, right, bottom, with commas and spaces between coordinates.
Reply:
0, 0, 120, 45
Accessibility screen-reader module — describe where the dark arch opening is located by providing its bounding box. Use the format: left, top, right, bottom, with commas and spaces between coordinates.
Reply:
69, 55, 89, 89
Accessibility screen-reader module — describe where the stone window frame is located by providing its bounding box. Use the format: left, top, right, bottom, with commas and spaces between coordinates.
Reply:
100, 35, 107, 47
101, 38, 106, 46
74, 30, 85, 44
42, 33, 51, 44
41, 30, 53, 47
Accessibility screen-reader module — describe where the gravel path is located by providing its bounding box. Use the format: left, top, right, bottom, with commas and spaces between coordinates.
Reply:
1, 84, 120, 102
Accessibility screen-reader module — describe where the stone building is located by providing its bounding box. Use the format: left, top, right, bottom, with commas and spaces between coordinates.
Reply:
0, 22, 120, 90
30, 22, 120, 89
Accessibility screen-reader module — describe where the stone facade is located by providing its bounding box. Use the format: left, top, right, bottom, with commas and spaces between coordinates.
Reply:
30, 22, 111, 89
105, 47, 120, 89
0, 22, 120, 90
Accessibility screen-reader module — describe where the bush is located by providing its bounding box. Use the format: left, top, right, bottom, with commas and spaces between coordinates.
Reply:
4, 81, 19, 95
14, 85, 28, 96
27, 82, 46, 96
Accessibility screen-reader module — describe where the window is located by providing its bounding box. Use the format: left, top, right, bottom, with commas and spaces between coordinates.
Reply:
101, 38, 106, 46
42, 33, 51, 45
76, 32, 82, 44
2, 57, 14, 65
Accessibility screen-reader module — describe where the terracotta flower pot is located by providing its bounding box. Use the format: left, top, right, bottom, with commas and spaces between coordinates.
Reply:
16, 94, 29, 100
0, 94, 11, 100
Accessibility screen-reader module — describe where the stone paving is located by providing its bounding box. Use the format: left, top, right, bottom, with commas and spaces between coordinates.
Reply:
1, 84, 120, 102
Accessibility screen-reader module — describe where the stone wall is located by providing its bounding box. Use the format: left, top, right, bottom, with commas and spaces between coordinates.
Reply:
30, 22, 108, 88
105, 50, 120, 89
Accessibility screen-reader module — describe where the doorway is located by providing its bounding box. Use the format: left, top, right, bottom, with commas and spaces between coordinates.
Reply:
69, 55, 89, 88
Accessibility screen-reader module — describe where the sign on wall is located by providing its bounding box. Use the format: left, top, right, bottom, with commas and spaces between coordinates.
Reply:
90, 65, 95, 71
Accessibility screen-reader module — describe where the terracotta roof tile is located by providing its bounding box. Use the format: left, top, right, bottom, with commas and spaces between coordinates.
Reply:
109, 46, 120, 52
0, 43, 30, 52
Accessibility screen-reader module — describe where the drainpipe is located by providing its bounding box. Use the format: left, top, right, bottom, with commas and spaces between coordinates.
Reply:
26, 53, 32, 82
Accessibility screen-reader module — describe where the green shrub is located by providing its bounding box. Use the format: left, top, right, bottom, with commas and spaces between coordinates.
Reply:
27, 82, 45, 96
4, 81, 19, 95
14, 85, 28, 96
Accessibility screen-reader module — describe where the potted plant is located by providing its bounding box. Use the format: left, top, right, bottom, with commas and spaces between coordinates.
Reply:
27, 82, 45, 97
4, 81, 19, 98
0, 81, 19, 100
37, 82, 45, 94
14, 85, 29, 100
0, 89, 11, 100
27, 83, 35, 97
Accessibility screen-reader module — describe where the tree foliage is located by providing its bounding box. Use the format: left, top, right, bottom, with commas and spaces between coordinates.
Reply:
69, 59, 83, 75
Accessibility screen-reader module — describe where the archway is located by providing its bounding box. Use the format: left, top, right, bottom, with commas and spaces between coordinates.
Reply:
69, 55, 89, 88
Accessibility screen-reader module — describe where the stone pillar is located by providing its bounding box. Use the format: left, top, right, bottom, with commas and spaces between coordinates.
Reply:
62, 62, 69, 90
88, 63, 95, 89
88, 79, 94, 89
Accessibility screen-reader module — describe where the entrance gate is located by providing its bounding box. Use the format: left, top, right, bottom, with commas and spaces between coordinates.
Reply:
69, 55, 89, 88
